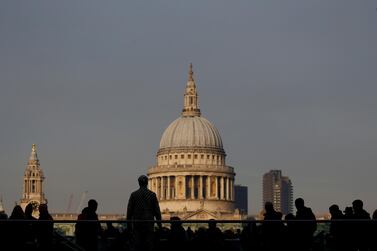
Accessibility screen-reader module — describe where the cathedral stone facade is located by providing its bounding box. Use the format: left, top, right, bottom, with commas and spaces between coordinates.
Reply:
20, 144, 47, 215
147, 65, 243, 220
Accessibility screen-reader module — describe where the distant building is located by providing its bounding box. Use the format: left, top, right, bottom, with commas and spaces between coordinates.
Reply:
147, 64, 243, 220
19, 144, 47, 216
263, 170, 293, 215
234, 185, 248, 214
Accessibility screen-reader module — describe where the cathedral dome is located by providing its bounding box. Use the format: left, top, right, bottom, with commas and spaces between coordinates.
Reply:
159, 116, 223, 150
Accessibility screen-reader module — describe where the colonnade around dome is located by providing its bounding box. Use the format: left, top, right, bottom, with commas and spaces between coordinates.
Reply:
148, 173, 235, 202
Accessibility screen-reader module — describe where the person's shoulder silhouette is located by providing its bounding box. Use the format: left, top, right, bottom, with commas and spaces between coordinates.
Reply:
127, 175, 161, 223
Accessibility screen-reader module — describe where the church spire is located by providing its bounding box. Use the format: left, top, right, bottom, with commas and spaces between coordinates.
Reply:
188, 63, 194, 81
182, 63, 201, 117
28, 144, 39, 165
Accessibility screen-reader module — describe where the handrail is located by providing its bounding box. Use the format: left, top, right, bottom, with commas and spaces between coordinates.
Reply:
1, 219, 376, 223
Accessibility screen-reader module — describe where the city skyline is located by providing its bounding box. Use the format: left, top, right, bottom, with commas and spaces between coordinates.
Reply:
1, 1, 377, 215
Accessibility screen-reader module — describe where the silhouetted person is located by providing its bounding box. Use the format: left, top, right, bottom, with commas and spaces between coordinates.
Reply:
0, 211, 8, 219
327, 204, 345, 251
8, 205, 27, 249
240, 218, 260, 251
186, 226, 194, 241
0, 210, 8, 250
294, 198, 317, 251
206, 219, 225, 251
75, 199, 102, 251
24, 203, 38, 247
261, 202, 284, 251
75, 207, 89, 248
168, 216, 187, 251
104, 222, 120, 239
284, 213, 299, 251
371, 210, 377, 251
103, 222, 121, 251
192, 227, 208, 251
127, 175, 161, 251
37, 204, 54, 251
344, 207, 354, 219
342, 206, 355, 251
352, 199, 370, 251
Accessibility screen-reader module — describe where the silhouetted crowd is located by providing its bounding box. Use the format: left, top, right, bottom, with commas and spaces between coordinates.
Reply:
0, 203, 53, 250
2, 188, 377, 251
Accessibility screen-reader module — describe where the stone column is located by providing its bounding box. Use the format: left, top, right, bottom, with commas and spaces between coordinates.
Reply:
175, 175, 186, 199
174, 176, 178, 199
220, 176, 224, 200
226, 177, 230, 200
182, 176, 186, 199
215, 176, 218, 199
160, 176, 165, 200
191, 176, 195, 199
167, 176, 171, 199
153, 178, 155, 192
229, 178, 233, 200
199, 176, 203, 199
230, 178, 234, 200
157, 177, 160, 199
206, 176, 211, 199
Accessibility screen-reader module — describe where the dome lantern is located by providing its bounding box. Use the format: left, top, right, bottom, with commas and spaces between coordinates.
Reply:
182, 63, 201, 117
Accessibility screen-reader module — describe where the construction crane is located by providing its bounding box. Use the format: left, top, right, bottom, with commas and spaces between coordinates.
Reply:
76, 191, 88, 214
66, 193, 74, 213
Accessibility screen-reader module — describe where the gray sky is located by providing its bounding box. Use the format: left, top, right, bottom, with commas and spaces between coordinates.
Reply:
1, 0, 376, 215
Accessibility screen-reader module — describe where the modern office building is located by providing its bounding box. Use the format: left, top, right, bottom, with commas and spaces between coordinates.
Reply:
234, 185, 248, 214
263, 170, 293, 215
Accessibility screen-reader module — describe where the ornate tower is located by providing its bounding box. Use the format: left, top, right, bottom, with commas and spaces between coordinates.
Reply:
20, 144, 47, 213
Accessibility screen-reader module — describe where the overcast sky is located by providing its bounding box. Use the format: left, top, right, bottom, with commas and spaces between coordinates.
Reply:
1, 0, 376, 215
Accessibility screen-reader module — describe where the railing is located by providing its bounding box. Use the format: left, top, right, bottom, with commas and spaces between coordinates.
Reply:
1, 219, 376, 251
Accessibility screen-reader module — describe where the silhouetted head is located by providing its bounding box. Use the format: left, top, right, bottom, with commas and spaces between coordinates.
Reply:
329, 204, 340, 214
344, 206, 353, 216
88, 199, 98, 212
352, 199, 364, 212
10, 205, 25, 219
39, 204, 48, 215
138, 175, 148, 187
295, 198, 305, 210
170, 216, 182, 228
208, 219, 217, 229
0, 212, 7, 219
264, 202, 274, 213
329, 204, 340, 216
25, 203, 34, 217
